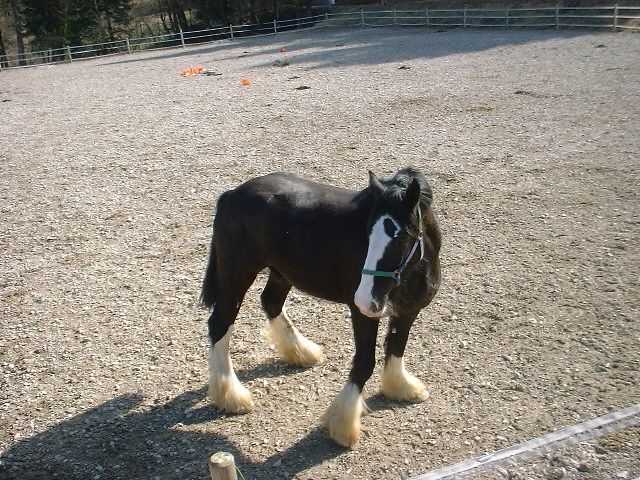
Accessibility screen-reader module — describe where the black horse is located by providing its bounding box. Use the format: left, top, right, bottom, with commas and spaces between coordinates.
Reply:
201, 167, 441, 447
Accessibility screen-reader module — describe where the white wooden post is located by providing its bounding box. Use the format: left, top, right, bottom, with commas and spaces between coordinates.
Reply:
426, 8, 429, 26
67, 45, 72, 62
393, 8, 397, 25
361, 9, 365, 25
273, 19, 277, 33
179, 28, 185, 47
505, 8, 510, 27
126, 37, 131, 53
229, 24, 234, 38
613, 5, 619, 30
555, 6, 560, 29
209, 452, 238, 480
463, 6, 467, 27
325, 12, 328, 21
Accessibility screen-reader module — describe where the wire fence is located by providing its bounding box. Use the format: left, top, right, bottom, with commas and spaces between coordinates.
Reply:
1, 6, 639, 69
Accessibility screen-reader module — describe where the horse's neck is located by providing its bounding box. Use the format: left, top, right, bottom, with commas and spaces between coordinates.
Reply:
420, 207, 442, 255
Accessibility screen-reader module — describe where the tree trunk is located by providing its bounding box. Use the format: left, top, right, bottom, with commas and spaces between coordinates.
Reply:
171, 0, 188, 30
9, 0, 26, 66
0, 26, 8, 67
106, 16, 114, 41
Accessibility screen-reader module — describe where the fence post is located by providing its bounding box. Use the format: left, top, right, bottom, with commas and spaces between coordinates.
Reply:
463, 6, 467, 27
426, 8, 429, 26
555, 6, 560, 29
229, 24, 234, 39
274, 19, 277, 33
67, 45, 72, 62
361, 9, 365, 26
325, 12, 328, 21
393, 8, 397, 26
505, 8, 510, 27
209, 452, 238, 480
179, 28, 186, 47
126, 37, 131, 53
613, 5, 619, 30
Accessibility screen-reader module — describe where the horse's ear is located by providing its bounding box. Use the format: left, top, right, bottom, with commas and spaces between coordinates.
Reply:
404, 178, 421, 211
368, 171, 384, 196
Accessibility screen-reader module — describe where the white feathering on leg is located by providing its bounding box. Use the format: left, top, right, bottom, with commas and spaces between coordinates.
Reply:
208, 327, 254, 413
381, 355, 429, 402
321, 382, 366, 447
264, 309, 323, 367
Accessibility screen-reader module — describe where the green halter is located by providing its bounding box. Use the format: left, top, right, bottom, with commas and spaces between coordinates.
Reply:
361, 206, 424, 286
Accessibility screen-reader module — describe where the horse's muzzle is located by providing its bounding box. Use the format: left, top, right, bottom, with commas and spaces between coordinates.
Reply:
355, 299, 387, 318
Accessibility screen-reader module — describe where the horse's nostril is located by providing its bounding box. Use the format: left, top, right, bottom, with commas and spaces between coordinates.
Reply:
356, 300, 386, 318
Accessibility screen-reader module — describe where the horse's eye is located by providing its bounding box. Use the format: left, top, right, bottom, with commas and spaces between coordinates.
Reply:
383, 218, 398, 238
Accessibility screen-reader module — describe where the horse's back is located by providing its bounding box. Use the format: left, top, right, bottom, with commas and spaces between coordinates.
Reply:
212, 173, 369, 301
217, 173, 360, 226
233, 172, 356, 206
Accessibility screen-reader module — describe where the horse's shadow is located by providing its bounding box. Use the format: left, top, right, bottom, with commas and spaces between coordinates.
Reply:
0, 383, 356, 480
237, 359, 311, 383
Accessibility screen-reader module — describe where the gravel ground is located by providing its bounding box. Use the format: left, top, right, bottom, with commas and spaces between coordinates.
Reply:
474, 426, 640, 480
0, 26, 639, 480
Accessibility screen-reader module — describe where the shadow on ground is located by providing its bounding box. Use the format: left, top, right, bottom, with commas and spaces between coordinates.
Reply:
4, 348, 419, 480
100, 26, 591, 70
0, 362, 416, 480
0, 388, 335, 479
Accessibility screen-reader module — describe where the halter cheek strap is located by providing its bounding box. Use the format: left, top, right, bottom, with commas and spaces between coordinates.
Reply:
361, 206, 425, 286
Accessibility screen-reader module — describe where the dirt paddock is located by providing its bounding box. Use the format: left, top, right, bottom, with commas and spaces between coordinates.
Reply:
1, 26, 639, 479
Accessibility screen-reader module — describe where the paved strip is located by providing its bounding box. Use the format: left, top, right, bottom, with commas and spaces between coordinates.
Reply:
409, 403, 640, 480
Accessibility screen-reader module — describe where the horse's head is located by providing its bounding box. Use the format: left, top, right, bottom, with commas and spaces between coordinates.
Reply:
354, 170, 427, 318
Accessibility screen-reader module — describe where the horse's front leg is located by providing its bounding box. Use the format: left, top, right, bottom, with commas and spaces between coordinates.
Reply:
381, 311, 429, 402
322, 309, 379, 447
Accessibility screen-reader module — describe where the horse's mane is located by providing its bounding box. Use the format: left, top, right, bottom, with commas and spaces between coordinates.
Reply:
379, 167, 433, 208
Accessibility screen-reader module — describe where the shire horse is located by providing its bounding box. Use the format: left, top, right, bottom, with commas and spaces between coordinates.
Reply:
201, 167, 441, 447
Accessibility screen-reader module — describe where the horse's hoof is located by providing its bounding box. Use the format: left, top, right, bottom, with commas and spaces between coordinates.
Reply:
381, 356, 429, 403
264, 316, 324, 367
321, 383, 364, 448
282, 337, 324, 367
208, 378, 254, 414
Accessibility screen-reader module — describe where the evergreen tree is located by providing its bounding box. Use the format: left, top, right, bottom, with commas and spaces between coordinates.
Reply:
22, 0, 132, 49
8, 0, 25, 65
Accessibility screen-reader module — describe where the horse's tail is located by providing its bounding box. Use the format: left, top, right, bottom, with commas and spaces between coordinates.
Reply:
200, 237, 218, 308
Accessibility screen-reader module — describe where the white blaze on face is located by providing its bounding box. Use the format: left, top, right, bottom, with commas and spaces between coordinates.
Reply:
354, 214, 400, 317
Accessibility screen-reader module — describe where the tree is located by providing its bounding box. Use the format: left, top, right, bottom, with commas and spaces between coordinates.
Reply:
8, 0, 25, 65
0, 24, 8, 67
156, 0, 188, 32
20, 0, 132, 51
94, 0, 132, 41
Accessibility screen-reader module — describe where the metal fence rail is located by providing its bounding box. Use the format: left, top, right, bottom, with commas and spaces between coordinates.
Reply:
1, 6, 638, 70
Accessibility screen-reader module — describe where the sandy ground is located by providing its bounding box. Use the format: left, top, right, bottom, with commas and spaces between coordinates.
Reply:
0, 26, 639, 480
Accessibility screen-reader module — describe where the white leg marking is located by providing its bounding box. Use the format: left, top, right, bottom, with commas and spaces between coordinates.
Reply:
354, 214, 399, 317
321, 382, 367, 447
381, 355, 429, 402
264, 309, 323, 367
207, 326, 254, 413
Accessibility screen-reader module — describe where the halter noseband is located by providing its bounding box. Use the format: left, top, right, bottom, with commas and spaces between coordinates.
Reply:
361, 206, 425, 286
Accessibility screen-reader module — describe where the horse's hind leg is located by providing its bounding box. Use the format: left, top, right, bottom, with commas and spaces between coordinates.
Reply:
261, 269, 323, 367
207, 270, 257, 414
381, 312, 428, 402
